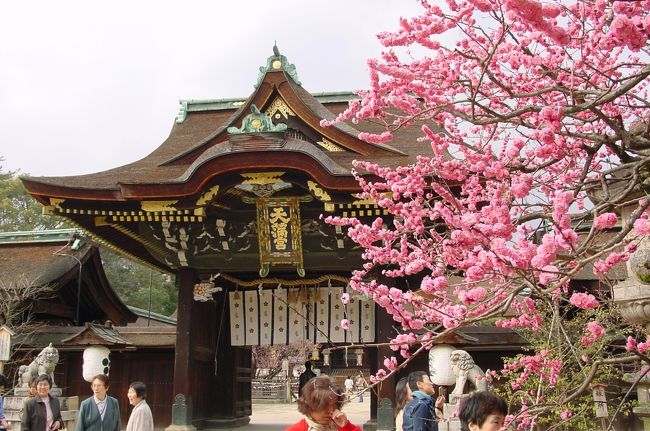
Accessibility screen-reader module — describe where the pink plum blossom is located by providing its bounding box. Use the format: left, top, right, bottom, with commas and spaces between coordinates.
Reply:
634, 218, 650, 235
569, 293, 600, 310
594, 213, 618, 229
322, 0, 650, 427
581, 321, 606, 346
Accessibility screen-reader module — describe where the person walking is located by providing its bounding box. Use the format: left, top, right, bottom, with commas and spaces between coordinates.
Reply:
298, 361, 317, 397
355, 373, 366, 403
126, 381, 154, 431
402, 371, 445, 431
344, 376, 354, 400
75, 374, 120, 431
21, 374, 63, 431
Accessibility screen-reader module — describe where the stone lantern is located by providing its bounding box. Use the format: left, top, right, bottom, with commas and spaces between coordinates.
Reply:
613, 205, 650, 430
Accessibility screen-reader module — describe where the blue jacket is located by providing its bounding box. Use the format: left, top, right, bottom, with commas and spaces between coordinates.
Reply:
75, 396, 120, 431
402, 391, 438, 431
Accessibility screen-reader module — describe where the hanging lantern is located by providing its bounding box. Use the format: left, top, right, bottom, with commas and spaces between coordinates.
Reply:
355, 348, 364, 366
311, 346, 320, 361
323, 348, 331, 366
82, 346, 111, 382
428, 344, 457, 386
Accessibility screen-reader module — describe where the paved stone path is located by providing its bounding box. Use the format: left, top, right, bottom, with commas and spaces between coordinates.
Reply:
233, 397, 371, 431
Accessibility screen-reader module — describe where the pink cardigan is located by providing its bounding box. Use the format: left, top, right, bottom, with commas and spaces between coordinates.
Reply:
284, 418, 361, 431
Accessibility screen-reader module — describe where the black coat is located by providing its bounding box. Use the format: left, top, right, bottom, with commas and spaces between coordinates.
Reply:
22, 395, 63, 431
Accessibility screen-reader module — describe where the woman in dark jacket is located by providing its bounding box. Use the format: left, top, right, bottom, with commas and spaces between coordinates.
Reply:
22, 374, 63, 431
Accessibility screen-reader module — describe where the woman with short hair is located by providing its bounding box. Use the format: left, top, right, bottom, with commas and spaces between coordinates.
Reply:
75, 374, 120, 431
21, 374, 63, 431
285, 375, 360, 431
126, 381, 154, 431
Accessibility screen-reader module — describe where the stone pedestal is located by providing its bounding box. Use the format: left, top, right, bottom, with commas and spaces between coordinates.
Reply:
438, 419, 461, 431
614, 238, 650, 430
376, 398, 394, 431
165, 393, 196, 431
623, 371, 650, 431
13, 387, 62, 397
613, 278, 650, 333
165, 426, 197, 431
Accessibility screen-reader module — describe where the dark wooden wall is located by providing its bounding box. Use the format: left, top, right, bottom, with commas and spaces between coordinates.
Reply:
56, 349, 175, 426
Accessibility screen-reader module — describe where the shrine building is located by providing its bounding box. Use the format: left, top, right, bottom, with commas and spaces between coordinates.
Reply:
22, 48, 523, 430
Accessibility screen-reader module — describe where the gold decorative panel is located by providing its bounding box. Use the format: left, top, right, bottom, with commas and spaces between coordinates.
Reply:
241, 171, 286, 185
196, 185, 220, 206
256, 197, 304, 277
307, 181, 331, 202
265, 97, 295, 120
316, 138, 345, 152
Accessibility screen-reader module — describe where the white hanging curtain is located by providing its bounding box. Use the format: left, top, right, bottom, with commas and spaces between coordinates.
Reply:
229, 286, 376, 346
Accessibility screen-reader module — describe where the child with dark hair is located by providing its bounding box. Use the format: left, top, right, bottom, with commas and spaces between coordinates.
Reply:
285, 375, 360, 431
458, 391, 507, 431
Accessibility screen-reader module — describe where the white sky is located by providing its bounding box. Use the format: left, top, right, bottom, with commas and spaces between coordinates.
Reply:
0, 0, 424, 177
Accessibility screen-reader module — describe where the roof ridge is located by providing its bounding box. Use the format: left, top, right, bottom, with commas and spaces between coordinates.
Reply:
176, 91, 360, 121
0, 229, 79, 244
127, 305, 177, 324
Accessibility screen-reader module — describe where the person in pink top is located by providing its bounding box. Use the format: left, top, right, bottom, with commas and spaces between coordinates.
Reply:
285, 376, 360, 431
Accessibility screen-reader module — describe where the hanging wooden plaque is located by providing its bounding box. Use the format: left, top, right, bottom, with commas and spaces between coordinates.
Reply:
256, 197, 305, 277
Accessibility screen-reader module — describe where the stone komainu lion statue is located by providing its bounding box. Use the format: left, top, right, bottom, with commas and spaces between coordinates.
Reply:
449, 349, 487, 397
20, 343, 60, 388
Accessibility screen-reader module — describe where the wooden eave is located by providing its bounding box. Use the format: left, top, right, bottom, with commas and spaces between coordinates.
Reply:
20, 177, 122, 205
118, 148, 369, 199
0, 235, 137, 324
20, 65, 418, 204
21, 150, 372, 203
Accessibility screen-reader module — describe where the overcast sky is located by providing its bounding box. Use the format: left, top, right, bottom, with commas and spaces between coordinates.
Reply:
0, 1, 423, 178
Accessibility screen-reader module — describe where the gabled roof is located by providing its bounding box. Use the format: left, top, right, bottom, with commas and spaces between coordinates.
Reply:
61, 322, 133, 346
21, 48, 429, 205
0, 229, 137, 325
19, 48, 435, 272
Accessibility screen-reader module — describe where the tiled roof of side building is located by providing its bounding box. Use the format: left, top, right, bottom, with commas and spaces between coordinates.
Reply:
127, 305, 177, 326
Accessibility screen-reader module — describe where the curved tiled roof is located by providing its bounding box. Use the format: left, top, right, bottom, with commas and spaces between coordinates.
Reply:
22, 67, 433, 202
0, 230, 137, 324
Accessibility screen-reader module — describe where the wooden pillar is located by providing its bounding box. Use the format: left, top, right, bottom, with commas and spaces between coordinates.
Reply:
168, 268, 199, 431
173, 268, 197, 399
168, 269, 251, 430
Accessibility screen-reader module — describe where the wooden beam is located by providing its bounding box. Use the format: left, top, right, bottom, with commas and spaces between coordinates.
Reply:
33, 300, 75, 319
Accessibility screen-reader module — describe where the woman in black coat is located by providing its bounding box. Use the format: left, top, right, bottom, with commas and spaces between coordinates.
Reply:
21, 374, 63, 431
